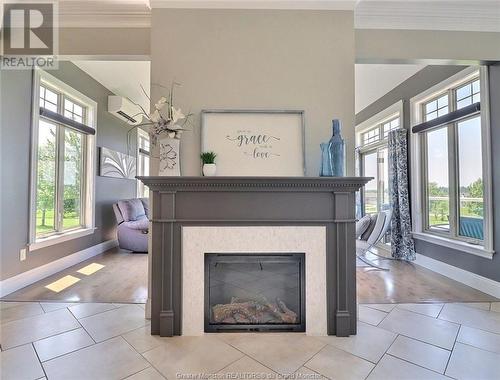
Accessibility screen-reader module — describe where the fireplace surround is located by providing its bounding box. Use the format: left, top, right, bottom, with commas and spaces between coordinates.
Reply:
138, 176, 370, 337
204, 253, 306, 332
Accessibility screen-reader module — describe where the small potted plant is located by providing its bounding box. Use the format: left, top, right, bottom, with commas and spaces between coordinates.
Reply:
200, 151, 217, 176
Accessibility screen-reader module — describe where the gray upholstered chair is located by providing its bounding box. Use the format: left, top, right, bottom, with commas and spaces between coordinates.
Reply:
113, 198, 149, 253
356, 209, 392, 270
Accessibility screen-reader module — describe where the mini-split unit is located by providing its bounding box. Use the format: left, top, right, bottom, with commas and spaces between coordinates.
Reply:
108, 96, 142, 125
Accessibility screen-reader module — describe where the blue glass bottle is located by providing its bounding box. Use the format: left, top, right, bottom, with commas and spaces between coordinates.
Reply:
320, 119, 345, 177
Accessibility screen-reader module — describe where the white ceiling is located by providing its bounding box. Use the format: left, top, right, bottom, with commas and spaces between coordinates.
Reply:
58, 0, 500, 32
355, 64, 425, 113
73, 60, 151, 113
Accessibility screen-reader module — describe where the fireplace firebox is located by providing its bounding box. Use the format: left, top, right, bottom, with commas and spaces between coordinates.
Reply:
204, 253, 305, 332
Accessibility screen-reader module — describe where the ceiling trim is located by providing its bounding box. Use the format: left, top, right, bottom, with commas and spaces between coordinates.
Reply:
59, 0, 151, 28
149, 0, 357, 10
55, 0, 500, 31
59, 14, 151, 28
355, 0, 500, 33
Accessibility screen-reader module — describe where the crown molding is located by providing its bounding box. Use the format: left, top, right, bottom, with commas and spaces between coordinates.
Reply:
149, 0, 356, 10
59, 14, 151, 28
55, 0, 500, 31
59, 0, 151, 28
355, 0, 500, 33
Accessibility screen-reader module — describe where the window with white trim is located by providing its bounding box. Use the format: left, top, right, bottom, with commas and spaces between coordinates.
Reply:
410, 67, 493, 256
30, 69, 97, 248
137, 129, 150, 198
357, 115, 400, 215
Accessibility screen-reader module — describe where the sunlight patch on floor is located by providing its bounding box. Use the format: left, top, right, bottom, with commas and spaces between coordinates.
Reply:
77, 263, 105, 276
45, 275, 81, 293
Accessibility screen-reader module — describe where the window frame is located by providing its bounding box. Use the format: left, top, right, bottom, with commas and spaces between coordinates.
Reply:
410, 66, 493, 259
29, 68, 97, 251
136, 128, 150, 198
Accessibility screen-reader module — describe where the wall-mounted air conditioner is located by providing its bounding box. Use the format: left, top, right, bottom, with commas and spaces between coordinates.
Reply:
108, 96, 142, 125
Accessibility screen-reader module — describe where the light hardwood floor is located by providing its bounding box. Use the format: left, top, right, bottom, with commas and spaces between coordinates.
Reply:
2, 248, 148, 304
357, 251, 498, 304
2, 248, 497, 304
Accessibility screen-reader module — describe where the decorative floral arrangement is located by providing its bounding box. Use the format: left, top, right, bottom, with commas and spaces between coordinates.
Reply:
128, 82, 193, 147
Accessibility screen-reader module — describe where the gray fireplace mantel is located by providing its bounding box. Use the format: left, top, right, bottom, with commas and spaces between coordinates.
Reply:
138, 176, 371, 337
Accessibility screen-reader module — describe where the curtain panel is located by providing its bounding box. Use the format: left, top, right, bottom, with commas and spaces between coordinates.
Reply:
388, 129, 416, 261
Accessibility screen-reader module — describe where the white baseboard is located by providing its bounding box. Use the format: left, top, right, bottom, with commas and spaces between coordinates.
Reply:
0, 239, 118, 298
415, 253, 500, 299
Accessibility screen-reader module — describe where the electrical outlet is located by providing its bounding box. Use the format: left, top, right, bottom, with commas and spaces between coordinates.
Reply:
20, 248, 27, 261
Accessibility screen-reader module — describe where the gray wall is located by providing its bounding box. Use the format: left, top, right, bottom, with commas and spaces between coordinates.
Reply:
0, 61, 137, 281
150, 9, 356, 177
356, 30, 500, 63
356, 64, 500, 282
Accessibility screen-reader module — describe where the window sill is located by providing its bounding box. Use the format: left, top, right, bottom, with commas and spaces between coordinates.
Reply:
29, 227, 96, 251
412, 231, 494, 259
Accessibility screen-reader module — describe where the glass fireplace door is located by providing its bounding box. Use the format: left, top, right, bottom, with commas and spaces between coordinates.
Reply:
204, 253, 305, 332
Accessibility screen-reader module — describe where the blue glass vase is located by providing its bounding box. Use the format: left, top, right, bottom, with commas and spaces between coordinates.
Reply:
320, 119, 345, 177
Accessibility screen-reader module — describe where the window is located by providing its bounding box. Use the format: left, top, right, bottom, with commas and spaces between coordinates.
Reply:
356, 104, 401, 247
424, 94, 449, 121
456, 79, 480, 109
383, 118, 399, 138
30, 69, 97, 249
357, 109, 401, 216
362, 128, 380, 145
411, 67, 493, 258
64, 98, 84, 123
137, 129, 150, 198
425, 126, 449, 232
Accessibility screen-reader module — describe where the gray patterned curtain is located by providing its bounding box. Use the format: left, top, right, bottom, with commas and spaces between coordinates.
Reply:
388, 129, 416, 261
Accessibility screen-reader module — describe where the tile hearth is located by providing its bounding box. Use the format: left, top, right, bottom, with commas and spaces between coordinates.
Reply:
2, 301, 500, 379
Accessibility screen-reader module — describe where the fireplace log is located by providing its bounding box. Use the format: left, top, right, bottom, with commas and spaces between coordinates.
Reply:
262, 298, 297, 324
276, 298, 298, 323
212, 301, 262, 323
212, 297, 297, 324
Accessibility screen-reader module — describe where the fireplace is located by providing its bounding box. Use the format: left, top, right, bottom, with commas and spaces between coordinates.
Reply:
139, 177, 370, 337
204, 253, 305, 332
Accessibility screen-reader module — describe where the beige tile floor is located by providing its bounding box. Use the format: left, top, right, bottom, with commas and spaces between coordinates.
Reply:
1, 301, 500, 380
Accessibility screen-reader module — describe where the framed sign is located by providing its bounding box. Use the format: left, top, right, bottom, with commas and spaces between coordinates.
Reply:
201, 110, 305, 176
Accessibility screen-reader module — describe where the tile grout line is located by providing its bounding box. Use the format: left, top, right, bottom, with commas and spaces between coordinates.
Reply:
31, 342, 49, 380
457, 341, 500, 356
395, 303, 445, 319
301, 364, 329, 379
118, 336, 153, 379
437, 304, 446, 319
219, 337, 309, 375
3, 326, 82, 352
0, 302, 45, 325
443, 323, 461, 376
288, 341, 330, 375
217, 354, 259, 374
376, 328, 455, 352
436, 306, 500, 336
384, 352, 455, 378
69, 307, 98, 344
295, 343, 333, 377
361, 331, 400, 380
120, 366, 158, 380
139, 350, 168, 378
367, 306, 460, 352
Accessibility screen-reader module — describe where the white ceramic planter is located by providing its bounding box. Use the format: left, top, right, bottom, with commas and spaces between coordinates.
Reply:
158, 137, 181, 176
202, 163, 217, 176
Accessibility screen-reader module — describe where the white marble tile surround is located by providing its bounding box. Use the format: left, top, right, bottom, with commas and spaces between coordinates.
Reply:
182, 226, 327, 336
